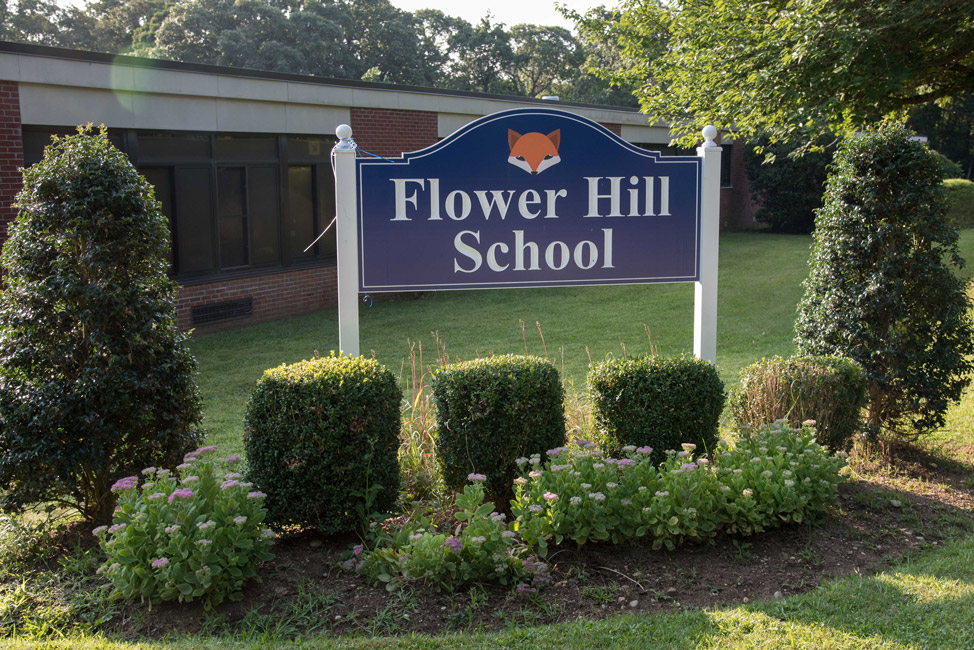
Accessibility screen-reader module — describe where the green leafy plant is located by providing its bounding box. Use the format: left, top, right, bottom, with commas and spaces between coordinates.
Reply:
587, 355, 725, 464
730, 356, 867, 449
244, 353, 402, 533
715, 421, 847, 535
745, 136, 833, 233
795, 124, 974, 440
0, 126, 204, 525
94, 446, 275, 609
347, 476, 549, 593
512, 441, 722, 553
432, 355, 565, 506
512, 424, 845, 553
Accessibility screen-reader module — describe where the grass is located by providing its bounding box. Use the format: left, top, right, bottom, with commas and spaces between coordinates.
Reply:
6, 230, 974, 648
2, 533, 973, 648
190, 230, 974, 458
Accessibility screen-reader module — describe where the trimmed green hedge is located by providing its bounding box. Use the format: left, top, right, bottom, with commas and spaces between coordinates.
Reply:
433, 355, 565, 506
945, 178, 974, 229
588, 355, 725, 464
244, 354, 402, 533
730, 356, 867, 449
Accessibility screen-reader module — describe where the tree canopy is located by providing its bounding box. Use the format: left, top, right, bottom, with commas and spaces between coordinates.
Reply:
580, 0, 974, 148
0, 0, 637, 106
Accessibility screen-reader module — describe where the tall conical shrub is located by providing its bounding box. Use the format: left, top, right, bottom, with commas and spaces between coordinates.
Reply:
0, 127, 203, 524
794, 124, 973, 439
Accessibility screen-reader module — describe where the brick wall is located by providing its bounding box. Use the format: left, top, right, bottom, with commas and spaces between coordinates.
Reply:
0, 81, 23, 247
350, 107, 438, 157
601, 122, 623, 136
176, 265, 337, 333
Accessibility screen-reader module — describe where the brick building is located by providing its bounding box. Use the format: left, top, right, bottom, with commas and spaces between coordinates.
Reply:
0, 41, 757, 332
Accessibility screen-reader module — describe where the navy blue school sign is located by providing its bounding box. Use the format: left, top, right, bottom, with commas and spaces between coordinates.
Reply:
332, 108, 722, 360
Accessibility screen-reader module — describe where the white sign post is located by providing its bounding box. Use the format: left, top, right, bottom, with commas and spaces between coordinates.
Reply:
694, 125, 722, 364
333, 124, 360, 357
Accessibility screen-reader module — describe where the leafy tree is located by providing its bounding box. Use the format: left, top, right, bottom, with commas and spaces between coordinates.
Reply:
0, 0, 62, 44
909, 93, 974, 179
794, 125, 974, 440
0, 127, 204, 524
561, 5, 647, 108
449, 15, 516, 94
151, 0, 353, 78
413, 8, 466, 88
55, 0, 169, 53
582, 0, 974, 148
509, 24, 583, 98
339, 0, 424, 84
744, 137, 832, 233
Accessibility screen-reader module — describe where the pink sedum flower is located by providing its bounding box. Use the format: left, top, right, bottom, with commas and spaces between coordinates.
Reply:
168, 488, 194, 502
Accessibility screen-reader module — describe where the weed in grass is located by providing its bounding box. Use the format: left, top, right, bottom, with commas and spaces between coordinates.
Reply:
797, 548, 824, 567
277, 581, 339, 635
363, 597, 413, 637
731, 539, 754, 563
444, 584, 488, 631
676, 566, 699, 587
524, 593, 559, 618
579, 583, 618, 602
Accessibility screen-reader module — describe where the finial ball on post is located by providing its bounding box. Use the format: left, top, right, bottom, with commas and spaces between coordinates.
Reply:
702, 125, 718, 144
336, 124, 353, 140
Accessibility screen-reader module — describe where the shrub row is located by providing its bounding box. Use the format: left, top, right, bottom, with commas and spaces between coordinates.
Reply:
242, 351, 863, 534
512, 422, 846, 554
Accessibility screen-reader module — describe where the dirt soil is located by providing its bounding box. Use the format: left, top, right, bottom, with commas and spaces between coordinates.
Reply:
105, 447, 974, 640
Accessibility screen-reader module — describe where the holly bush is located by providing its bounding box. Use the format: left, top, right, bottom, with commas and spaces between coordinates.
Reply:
0, 126, 203, 525
795, 124, 974, 439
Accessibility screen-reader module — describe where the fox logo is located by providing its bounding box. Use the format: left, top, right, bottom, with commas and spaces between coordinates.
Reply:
508, 129, 561, 175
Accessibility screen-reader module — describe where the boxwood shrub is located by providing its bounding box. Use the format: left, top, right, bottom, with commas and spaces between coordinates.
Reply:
588, 355, 725, 464
730, 355, 867, 450
432, 355, 565, 506
244, 354, 402, 533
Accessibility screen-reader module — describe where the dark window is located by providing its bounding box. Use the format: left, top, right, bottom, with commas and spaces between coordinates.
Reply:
218, 167, 248, 269
249, 166, 281, 265
316, 165, 337, 261
21, 126, 338, 282
287, 166, 316, 260
174, 167, 215, 274
720, 143, 733, 188
286, 136, 333, 161
139, 133, 209, 161
215, 135, 277, 161
141, 167, 175, 268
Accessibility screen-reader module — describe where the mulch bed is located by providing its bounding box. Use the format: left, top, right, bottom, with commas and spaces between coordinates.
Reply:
92, 447, 974, 639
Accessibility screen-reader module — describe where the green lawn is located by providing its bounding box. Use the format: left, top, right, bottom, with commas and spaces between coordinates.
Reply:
3, 532, 973, 649
190, 230, 974, 457
5, 230, 974, 649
